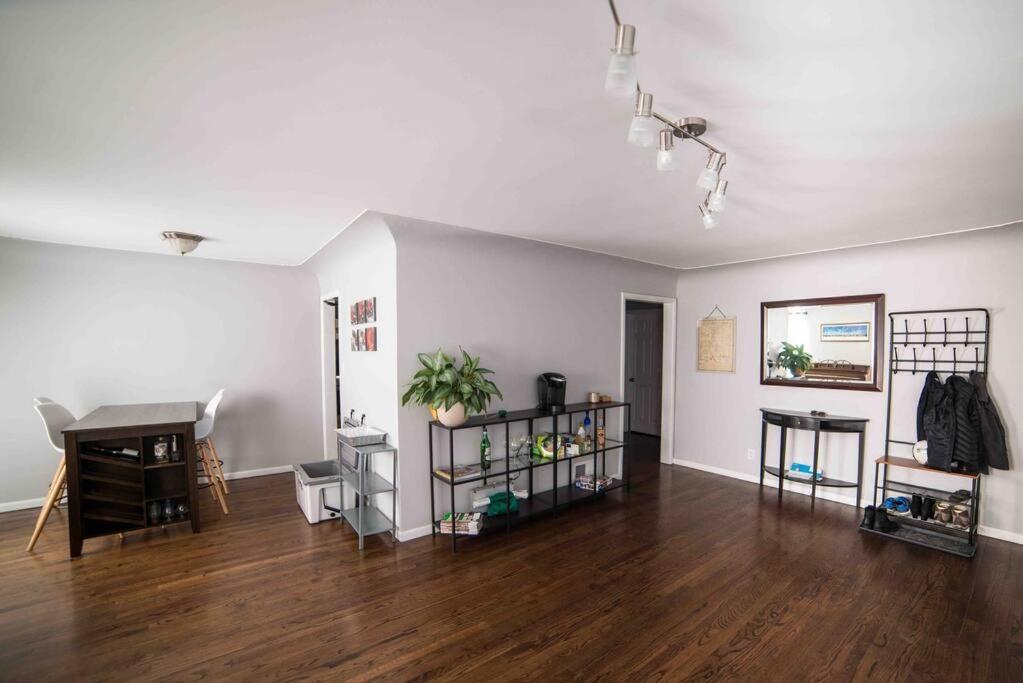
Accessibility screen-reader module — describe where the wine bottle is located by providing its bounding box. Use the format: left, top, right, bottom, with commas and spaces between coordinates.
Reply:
480, 426, 492, 471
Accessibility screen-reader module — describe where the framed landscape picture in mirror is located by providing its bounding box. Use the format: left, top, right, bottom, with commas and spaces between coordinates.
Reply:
761, 293, 885, 391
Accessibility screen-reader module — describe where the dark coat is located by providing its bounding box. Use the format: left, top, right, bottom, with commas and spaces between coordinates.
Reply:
917, 371, 954, 470
917, 371, 1008, 474
971, 371, 1009, 470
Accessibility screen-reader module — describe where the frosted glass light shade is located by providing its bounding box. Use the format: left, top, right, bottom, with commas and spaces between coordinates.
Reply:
605, 53, 637, 97
708, 191, 726, 212
627, 115, 658, 148
656, 148, 679, 171
697, 167, 719, 191
699, 205, 718, 230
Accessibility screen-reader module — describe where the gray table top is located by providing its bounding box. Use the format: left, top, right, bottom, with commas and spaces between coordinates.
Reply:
64, 401, 200, 432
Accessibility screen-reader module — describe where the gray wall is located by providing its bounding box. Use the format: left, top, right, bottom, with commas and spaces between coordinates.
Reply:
302, 212, 399, 522
674, 225, 1023, 540
0, 237, 322, 509
386, 215, 679, 533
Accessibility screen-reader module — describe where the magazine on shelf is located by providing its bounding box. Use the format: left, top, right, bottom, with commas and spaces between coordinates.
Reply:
433, 464, 482, 482
574, 474, 615, 492
438, 511, 484, 535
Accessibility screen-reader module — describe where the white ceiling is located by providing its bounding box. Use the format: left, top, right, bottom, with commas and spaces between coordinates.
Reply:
1, 0, 1021, 268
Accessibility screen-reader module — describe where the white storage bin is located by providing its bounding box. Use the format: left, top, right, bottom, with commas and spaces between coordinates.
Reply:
294, 460, 341, 524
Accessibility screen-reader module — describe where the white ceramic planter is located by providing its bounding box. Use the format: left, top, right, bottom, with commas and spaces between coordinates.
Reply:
436, 403, 467, 428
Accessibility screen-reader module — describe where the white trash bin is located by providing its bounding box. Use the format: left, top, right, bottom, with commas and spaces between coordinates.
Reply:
294, 460, 341, 524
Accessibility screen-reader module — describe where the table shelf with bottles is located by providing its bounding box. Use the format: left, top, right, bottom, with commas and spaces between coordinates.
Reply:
428, 401, 631, 552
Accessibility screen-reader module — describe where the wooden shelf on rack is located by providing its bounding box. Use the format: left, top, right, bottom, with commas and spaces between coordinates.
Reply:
875, 455, 979, 479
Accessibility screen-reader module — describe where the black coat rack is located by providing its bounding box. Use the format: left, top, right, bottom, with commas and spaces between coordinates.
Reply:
868, 307, 990, 558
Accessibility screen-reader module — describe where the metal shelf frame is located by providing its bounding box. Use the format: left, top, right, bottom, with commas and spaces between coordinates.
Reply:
429, 402, 631, 552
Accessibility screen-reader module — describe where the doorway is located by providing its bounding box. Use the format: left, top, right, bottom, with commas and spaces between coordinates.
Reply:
321, 296, 342, 460
620, 293, 676, 465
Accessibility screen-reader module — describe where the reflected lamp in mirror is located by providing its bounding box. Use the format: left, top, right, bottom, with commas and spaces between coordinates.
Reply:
761, 294, 885, 391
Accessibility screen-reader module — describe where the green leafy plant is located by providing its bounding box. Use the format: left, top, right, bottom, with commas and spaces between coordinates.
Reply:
777, 342, 813, 376
401, 348, 503, 415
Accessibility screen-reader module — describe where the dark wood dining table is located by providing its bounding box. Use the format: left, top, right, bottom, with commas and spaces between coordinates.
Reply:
63, 402, 201, 558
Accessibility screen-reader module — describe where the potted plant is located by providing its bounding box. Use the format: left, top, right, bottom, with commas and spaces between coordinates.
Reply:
401, 348, 503, 427
777, 342, 813, 377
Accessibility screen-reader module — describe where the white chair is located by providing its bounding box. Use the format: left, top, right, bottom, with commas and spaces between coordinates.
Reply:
195, 389, 229, 515
27, 401, 76, 551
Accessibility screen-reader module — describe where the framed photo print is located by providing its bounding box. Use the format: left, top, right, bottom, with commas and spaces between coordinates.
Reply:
820, 322, 870, 342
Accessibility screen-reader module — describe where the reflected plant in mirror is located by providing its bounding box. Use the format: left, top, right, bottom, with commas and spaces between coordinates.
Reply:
761, 294, 884, 391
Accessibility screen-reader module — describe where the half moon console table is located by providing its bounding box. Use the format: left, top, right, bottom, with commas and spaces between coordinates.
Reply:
759, 408, 867, 509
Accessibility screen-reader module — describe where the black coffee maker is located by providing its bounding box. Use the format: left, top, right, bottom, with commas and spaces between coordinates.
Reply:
537, 373, 567, 414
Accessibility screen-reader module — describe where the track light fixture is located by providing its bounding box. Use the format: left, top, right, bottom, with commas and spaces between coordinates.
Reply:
698, 204, 718, 230
603, 0, 731, 228
708, 179, 728, 212
656, 129, 679, 171
604, 23, 637, 97
627, 92, 658, 147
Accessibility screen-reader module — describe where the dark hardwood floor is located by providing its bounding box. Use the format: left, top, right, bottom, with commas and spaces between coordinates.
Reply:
1, 436, 1020, 681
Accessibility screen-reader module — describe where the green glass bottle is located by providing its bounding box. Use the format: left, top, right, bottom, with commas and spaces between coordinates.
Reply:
480, 426, 492, 471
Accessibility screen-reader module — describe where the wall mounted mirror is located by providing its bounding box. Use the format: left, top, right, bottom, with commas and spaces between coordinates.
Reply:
761, 294, 885, 392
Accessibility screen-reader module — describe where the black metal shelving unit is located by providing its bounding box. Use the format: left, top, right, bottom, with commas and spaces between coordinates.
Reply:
863, 307, 989, 558
429, 401, 631, 552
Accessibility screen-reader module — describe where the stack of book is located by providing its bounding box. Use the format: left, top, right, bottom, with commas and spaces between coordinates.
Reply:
438, 512, 484, 535
574, 474, 614, 492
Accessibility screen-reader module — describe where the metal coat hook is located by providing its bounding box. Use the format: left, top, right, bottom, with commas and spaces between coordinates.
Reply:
903, 319, 910, 347
974, 346, 980, 369
963, 317, 970, 348
922, 319, 929, 346
931, 346, 937, 369
953, 347, 958, 374
912, 347, 918, 374
943, 317, 948, 346
893, 347, 899, 373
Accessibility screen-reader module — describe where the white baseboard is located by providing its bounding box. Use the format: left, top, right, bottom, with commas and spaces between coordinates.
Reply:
223, 465, 294, 480
0, 465, 297, 514
0, 496, 47, 513
673, 458, 1023, 546
397, 524, 433, 542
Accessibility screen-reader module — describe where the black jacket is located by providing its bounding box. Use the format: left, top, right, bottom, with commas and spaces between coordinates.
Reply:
917, 370, 1008, 474
971, 371, 1009, 470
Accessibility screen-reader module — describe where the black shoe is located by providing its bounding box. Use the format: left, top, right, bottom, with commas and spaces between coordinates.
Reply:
911, 494, 923, 519
876, 508, 899, 532
922, 496, 936, 520
860, 505, 876, 529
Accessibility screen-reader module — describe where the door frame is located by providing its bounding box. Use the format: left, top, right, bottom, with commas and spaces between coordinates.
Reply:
319, 290, 341, 461
620, 292, 677, 465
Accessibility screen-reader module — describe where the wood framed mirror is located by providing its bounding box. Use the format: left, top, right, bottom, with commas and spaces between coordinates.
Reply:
761, 293, 885, 392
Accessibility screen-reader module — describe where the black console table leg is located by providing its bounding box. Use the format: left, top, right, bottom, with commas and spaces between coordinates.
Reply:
855, 431, 865, 510
810, 428, 821, 508
777, 427, 787, 499
759, 420, 767, 487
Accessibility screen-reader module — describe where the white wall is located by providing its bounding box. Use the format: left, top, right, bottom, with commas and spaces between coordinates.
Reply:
0, 236, 322, 510
387, 215, 679, 534
674, 225, 1023, 541
301, 213, 399, 520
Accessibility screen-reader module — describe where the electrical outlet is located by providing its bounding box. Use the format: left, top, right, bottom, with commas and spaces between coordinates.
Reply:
747, 448, 755, 461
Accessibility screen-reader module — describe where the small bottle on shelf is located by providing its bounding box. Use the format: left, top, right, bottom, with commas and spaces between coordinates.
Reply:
596, 412, 606, 448
480, 426, 492, 471
170, 435, 180, 462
